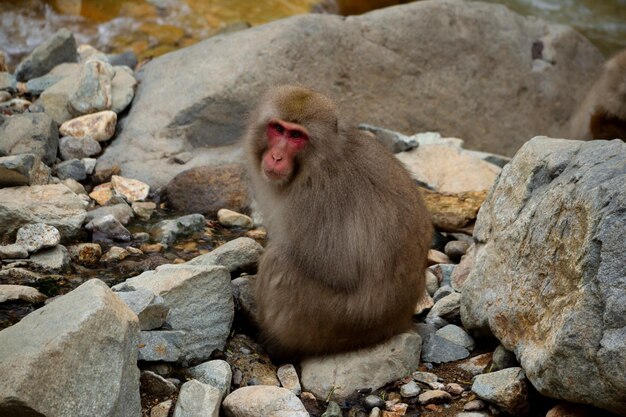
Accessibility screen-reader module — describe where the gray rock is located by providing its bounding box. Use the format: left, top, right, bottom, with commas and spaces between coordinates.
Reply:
364, 394, 385, 410
418, 389, 452, 405
140, 370, 177, 397
187, 237, 263, 272
108, 51, 138, 69
15, 223, 61, 253
111, 65, 137, 114
444, 240, 471, 261
0, 279, 140, 416
31, 63, 81, 124
0, 112, 58, 165
87, 214, 131, 242
54, 159, 87, 181
114, 263, 234, 362
22, 244, 71, 273
425, 269, 439, 296
400, 381, 421, 398
114, 287, 168, 330
436, 324, 475, 351
471, 367, 529, 416
427, 292, 461, 323
0, 72, 16, 92
432, 285, 454, 303
0, 154, 50, 187
24, 73, 64, 95
301, 332, 421, 400
460, 137, 626, 415
15, 28, 77, 81
428, 264, 456, 288
62, 178, 87, 195
491, 345, 519, 372
457, 413, 489, 417
69, 58, 114, 115
100, 246, 129, 263
0, 267, 44, 285
139, 330, 185, 362
412, 371, 438, 386
131, 201, 156, 221
151, 213, 205, 246
458, 353, 493, 377
174, 380, 221, 417
188, 360, 232, 397
321, 401, 342, 417
358, 124, 418, 153
83, 157, 96, 174
277, 364, 302, 396
231, 275, 256, 322
59, 136, 102, 160
85, 203, 134, 226
463, 399, 486, 411
0, 284, 46, 304
95, 0, 602, 189
172, 151, 193, 164
421, 334, 469, 364
0, 244, 29, 259
222, 386, 308, 417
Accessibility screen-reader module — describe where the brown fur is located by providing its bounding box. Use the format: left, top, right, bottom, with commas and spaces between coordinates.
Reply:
569, 49, 626, 140
244, 85, 432, 359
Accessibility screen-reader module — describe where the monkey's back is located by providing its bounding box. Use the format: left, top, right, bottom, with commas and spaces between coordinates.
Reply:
254, 130, 432, 359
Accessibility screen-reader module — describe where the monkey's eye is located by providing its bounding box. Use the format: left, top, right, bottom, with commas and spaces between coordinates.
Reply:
290, 130, 302, 139
274, 123, 284, 134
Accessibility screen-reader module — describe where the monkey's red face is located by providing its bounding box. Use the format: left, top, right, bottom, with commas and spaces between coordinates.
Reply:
261, 119, 309, 184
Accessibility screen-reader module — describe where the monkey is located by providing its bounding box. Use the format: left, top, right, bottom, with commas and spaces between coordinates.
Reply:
244, 85, 432, 359
568, 49, 626, 141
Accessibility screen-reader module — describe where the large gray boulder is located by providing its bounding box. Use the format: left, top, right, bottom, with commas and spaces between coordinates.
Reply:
95, 0, 603, 189
0, 279, 140, 417
461, 137, 626, 415
0, 184, 87, 241
113, 263, 234, 363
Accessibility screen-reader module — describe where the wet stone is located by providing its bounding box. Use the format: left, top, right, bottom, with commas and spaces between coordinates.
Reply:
217, 208, 254, 229
24, 73, 63, 95
132, 201, 156, 221
15, 223, 61, 253
85, 203, 134, 226
100, 246, 130, 263
491, 344, 519, 371
444, 240, 471, 261
54, 159, 86, 181
59, 136, 102, 160
321, 401, 342, 417
59, 110, 117, 142
24, 245, 71, 273
364, 394, 385, 410
151, 214, 205, 246
111, 65, 137, 114
87, 214, 131, 242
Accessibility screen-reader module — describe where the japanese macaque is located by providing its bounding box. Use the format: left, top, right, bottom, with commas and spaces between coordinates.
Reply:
569, 49, 626, 140
244, 85, 432, 359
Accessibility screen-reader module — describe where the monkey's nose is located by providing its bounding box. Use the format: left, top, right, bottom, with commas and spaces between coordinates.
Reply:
272, 154, 283, 161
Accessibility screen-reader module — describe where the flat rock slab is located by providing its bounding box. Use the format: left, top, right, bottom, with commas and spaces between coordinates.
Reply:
0, 279, 140, 417
96, 0, 603, 189
222, 386, 308, 417
301, 332, 421, 401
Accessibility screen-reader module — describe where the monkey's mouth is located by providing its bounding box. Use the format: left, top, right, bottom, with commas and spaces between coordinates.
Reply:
263, 167, 289, 184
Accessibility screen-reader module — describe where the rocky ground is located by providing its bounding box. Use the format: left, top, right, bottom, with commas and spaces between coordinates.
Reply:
1, 2, 625, 417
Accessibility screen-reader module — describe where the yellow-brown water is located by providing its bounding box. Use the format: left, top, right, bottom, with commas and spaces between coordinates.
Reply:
0, 0, 625, 69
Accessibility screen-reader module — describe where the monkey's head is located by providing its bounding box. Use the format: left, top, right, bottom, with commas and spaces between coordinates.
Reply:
248, 85, 339, 186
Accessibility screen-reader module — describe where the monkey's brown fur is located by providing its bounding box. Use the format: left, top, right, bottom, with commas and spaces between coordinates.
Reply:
245, 85, 432, 359
569, 49, 626, 140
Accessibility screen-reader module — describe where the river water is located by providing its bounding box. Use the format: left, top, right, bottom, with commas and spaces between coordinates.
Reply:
0, 0, 625, 69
